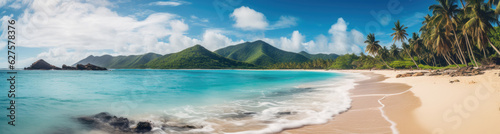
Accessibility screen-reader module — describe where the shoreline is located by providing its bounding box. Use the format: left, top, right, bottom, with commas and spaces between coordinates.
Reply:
282, 69, 500, 134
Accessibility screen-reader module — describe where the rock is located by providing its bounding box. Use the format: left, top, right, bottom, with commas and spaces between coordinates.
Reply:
24, 59, 61, 70
277, 112, 292, 115
396, 74, 402, 78
76, 112, 132, 133
135, 122, 152, 133
62, 64, 77, 70
413, 72, 424, 76
75, 63, 107, 70
109, 117, 130, 131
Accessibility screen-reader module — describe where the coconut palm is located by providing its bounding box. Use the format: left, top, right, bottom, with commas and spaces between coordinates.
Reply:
365, 33, 381, 55
391, 20, 420, 69
463, 0, 500, 57
409, 33, 429, 65
429, 0, 468, 64
377, 46, 393, 69
365, 33, 393, 69
389, 43, 401, 60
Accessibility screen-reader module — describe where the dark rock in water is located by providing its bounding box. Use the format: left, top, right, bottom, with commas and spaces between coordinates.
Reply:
277, 112, 292, 115
24, 59, 61, 70
76, 112, 132, 133
25, 59, 107, 70
75, 63, 107, 70
163, 124, 201, 131
135, 122, 152, 133
62, 64, 77, 70
110, 117, 130, 131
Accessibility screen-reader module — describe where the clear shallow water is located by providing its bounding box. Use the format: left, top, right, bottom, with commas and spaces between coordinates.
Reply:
0, 69, 357, 134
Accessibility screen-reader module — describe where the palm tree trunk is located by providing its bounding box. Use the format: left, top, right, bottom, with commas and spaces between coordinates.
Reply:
433, 54, 437, 66
405, 50, 420, 69
488, 40, 500, 56
379, 58, 393, 69
459, 0, 478, 67
452, 29, 467, 65
443, 54, 452, 66
447, 52, 460, 68
465, 33, 479, 67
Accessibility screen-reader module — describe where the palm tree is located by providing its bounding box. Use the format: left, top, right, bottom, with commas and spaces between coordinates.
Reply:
429, 0, 468, 64
391, 20, 420, 69
365, 33, 393, 69
463, 0, 500, 57
389, 43, 401, 60
409, 33, 429, 65
378, 46, 393, 69
458, 0, 480, 67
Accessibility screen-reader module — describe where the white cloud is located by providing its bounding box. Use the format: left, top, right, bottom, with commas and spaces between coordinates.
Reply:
0, 0, 11, 8
257, 18, 365, 54
403, 12, 426, 27
0, 0, 236, 66
149, 0, 190, 6
201, 29, 244, 50
230, 6, 268, 30
270, 16, 298, 29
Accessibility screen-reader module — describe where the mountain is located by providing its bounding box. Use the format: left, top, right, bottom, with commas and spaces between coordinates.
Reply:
25, 59, 61, 70
214, 40, 310, 66
299, 51, 339, 60
74, 53, 162, 68
145, 45, 256, 69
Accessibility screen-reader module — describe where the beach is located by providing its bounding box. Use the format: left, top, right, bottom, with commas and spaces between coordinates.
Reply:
282, 69, 500, 134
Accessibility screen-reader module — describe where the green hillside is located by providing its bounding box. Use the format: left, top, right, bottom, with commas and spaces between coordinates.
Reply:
74, 53, 162, 68
145, 45, 256, 69
299, 51, 339, 60
214, 40, 310, 66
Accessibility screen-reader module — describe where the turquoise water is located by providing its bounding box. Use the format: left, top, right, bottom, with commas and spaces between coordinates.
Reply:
0, 69, 346, 134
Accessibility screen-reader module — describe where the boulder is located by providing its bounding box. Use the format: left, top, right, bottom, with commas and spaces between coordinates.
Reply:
413, 72, 424, 76
62, 64, 77, 70
135, 122, 152, 133
24, 59, 61, 70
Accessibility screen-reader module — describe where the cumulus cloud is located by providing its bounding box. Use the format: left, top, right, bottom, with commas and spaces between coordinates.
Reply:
149, 0, 190, 6
0, 0, 247, 66
270, 16, 298, 29
230, 6, 268, 30
258, 18, 365, 54
327, 18, 364, 54
230, 6, 298, 31
403, 12, 426, 27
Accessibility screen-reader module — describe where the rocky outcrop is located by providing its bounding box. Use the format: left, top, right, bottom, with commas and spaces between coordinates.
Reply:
76, 112, 203, 133
24, 59, 61, 70
24, 59, 107, 70
62, 64, 77, 70
76, 112, 134, 133
135, 122, 152, 133
396, 65, 500, 78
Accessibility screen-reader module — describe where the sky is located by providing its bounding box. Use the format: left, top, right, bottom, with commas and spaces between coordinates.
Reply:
0, 0, 437, 68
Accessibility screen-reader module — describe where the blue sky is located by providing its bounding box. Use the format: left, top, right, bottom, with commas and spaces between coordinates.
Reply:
0, 0, 436, 68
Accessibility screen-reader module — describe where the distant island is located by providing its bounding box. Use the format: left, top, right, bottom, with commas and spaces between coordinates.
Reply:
25, 59, 107, 70
74, 40, 338, 69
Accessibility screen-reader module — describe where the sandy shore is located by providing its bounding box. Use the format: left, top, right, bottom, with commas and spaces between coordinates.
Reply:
282, 69, 500, 134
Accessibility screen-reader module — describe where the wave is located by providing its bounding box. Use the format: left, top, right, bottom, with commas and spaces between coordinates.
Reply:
78, 72, 368, 134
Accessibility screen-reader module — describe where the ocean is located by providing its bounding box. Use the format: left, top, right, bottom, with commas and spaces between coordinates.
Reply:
0, 69, 362, 134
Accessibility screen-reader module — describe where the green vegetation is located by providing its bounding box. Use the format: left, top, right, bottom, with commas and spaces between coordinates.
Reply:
267, 59, 334, 69
76, 0, 500, 71
330, 0, 500, 70
298, 51, 339, 60
214, 40, 310, 66
145, 45, 257, 69
74, 53, 162, 68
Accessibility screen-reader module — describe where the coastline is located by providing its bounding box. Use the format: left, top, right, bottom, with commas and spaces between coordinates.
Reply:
282, 69, 500, 134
